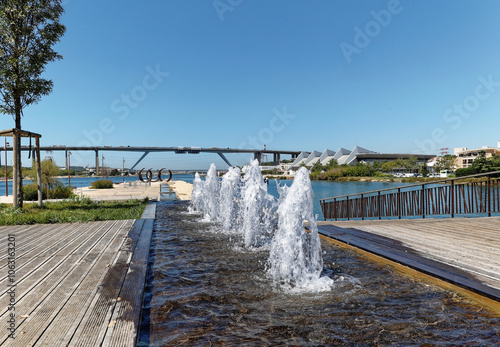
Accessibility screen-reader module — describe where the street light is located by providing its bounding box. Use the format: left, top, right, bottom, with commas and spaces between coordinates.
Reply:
101, 155, 105, 180
68, 151, 72, 187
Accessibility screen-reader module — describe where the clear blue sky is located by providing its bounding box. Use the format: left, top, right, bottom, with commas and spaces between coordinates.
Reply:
4, 0, 500, 170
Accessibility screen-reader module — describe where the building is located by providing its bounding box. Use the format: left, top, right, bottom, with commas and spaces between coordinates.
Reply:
454, 142, 500, 169
288, 146, 433, 171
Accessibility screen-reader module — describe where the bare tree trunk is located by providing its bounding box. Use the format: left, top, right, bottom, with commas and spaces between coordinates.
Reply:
12, 134, 18, 208
14, 103, 23, 208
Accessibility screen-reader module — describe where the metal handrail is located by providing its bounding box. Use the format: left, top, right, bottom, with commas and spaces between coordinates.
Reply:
319, 170, 500, 221
319, 170, 500, 202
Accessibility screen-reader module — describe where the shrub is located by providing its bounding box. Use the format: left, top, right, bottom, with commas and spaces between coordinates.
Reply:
22, 184, 44, 201
52, 182, 73, 199
455, 167, 478, 177
90, 180, 114, 189
22, 182, 73, 201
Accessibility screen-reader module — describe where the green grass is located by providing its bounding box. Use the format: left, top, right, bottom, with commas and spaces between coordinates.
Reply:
0, 197, 148, 225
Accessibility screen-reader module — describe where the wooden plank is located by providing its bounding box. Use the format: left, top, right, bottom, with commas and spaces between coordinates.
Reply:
329, 218, 500, 276
0, 220, 129, 346
0, 203, 156, 345
318, 224, 500, 302
0, 221, 113, 321
103, 213, 155, 346
68, 219, 146, 347
34, 220, 134, 346
0, 223, 92, 285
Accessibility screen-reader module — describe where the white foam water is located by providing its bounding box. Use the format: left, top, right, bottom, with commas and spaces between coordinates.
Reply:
268, 167, 333, 291
201, 163, 219, 222
218, 166, 241, 231
189, 172, 204, 213
240, 159, 277, 248
190, 162, 331, 292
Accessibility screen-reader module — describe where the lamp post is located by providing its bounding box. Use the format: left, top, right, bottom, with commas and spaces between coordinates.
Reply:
101, 155, 105, 180
68, 151, 72, 187
4, 139, 9, 197
122, 157, 125, 184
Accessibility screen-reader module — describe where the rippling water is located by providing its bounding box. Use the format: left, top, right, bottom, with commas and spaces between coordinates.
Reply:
138, 201, 500, 346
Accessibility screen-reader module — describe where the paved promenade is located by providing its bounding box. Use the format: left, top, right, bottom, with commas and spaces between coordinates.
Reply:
0, 180, 192, 204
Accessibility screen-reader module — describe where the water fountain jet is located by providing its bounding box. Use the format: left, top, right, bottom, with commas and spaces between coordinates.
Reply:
268, 167, 333, 291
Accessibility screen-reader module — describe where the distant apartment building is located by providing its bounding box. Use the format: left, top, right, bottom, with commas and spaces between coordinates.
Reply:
454, 142, 500, 169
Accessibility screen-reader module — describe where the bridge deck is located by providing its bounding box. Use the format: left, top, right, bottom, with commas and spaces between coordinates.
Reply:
0, 203, 155, 346
318, 217, 500, 304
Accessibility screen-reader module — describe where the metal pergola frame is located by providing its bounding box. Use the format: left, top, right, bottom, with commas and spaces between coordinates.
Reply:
0, 128, 42, 207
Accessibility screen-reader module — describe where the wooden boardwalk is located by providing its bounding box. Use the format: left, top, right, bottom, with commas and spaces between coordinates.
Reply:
0, 203, 155, 346
318, 216, 500, 307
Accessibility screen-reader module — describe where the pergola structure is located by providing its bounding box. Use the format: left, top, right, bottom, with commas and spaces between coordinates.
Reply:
0, 128, 42, 207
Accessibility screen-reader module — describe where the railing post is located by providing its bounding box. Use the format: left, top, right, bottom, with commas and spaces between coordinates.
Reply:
378, 191, 381, 220
421, 184, 425, 219
361, 194, 364, 220
334, 198, 337, 221
451, 180, 454, 218
398, 188, 401, 219
346, 196, 350, 221
488, 175, 491, 217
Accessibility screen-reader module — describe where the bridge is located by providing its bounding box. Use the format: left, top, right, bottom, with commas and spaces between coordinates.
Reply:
2, 145, 301, 173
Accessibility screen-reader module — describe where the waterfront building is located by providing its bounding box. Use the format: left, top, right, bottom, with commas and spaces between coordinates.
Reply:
288, 146, 433, 171
454, 142, 500, 169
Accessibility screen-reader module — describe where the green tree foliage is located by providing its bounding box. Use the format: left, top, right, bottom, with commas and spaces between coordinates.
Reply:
28, 158, 63, 199
324, 158, 338, 170
91, 180, 114, 189
0, 166, 12, 178
434, 154, 456, 172
419, 164, 430, 177
310, 161, 323, 173
0, 0, 66, 207
59, 169, 75, 176
455, 152, 500, 177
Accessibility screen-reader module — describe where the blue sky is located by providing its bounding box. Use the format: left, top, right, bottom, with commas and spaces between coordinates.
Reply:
4, 0, 500, 170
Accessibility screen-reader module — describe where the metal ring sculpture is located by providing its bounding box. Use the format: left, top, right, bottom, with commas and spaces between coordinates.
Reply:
139, 168, 172, 182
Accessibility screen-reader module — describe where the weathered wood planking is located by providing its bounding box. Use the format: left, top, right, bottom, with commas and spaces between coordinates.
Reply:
318, 216, 500, 301
0, 202, 156, 346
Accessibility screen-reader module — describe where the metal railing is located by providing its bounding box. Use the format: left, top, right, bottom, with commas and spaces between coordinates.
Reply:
319, 170, 500, 221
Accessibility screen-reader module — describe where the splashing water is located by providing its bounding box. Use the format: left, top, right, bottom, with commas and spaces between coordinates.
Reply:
201, 163, 220, 221
268, 167, 333, 291
218, 166, 241, 231
189, 172, 204, 213
240, 159, 277, 248
189, 162, 330, 291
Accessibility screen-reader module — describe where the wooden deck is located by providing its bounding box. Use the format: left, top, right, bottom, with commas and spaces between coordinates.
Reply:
318, 216, 500, 305
0, 203, 156, 346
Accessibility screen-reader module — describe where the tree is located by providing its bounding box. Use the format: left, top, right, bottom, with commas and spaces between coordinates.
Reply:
29, 158, 59, 198
434, 154, 456, 173
419, 163, 429, 177
0, 1, 65, 207
311, 161, 323, 173
325, 158, 338, 170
